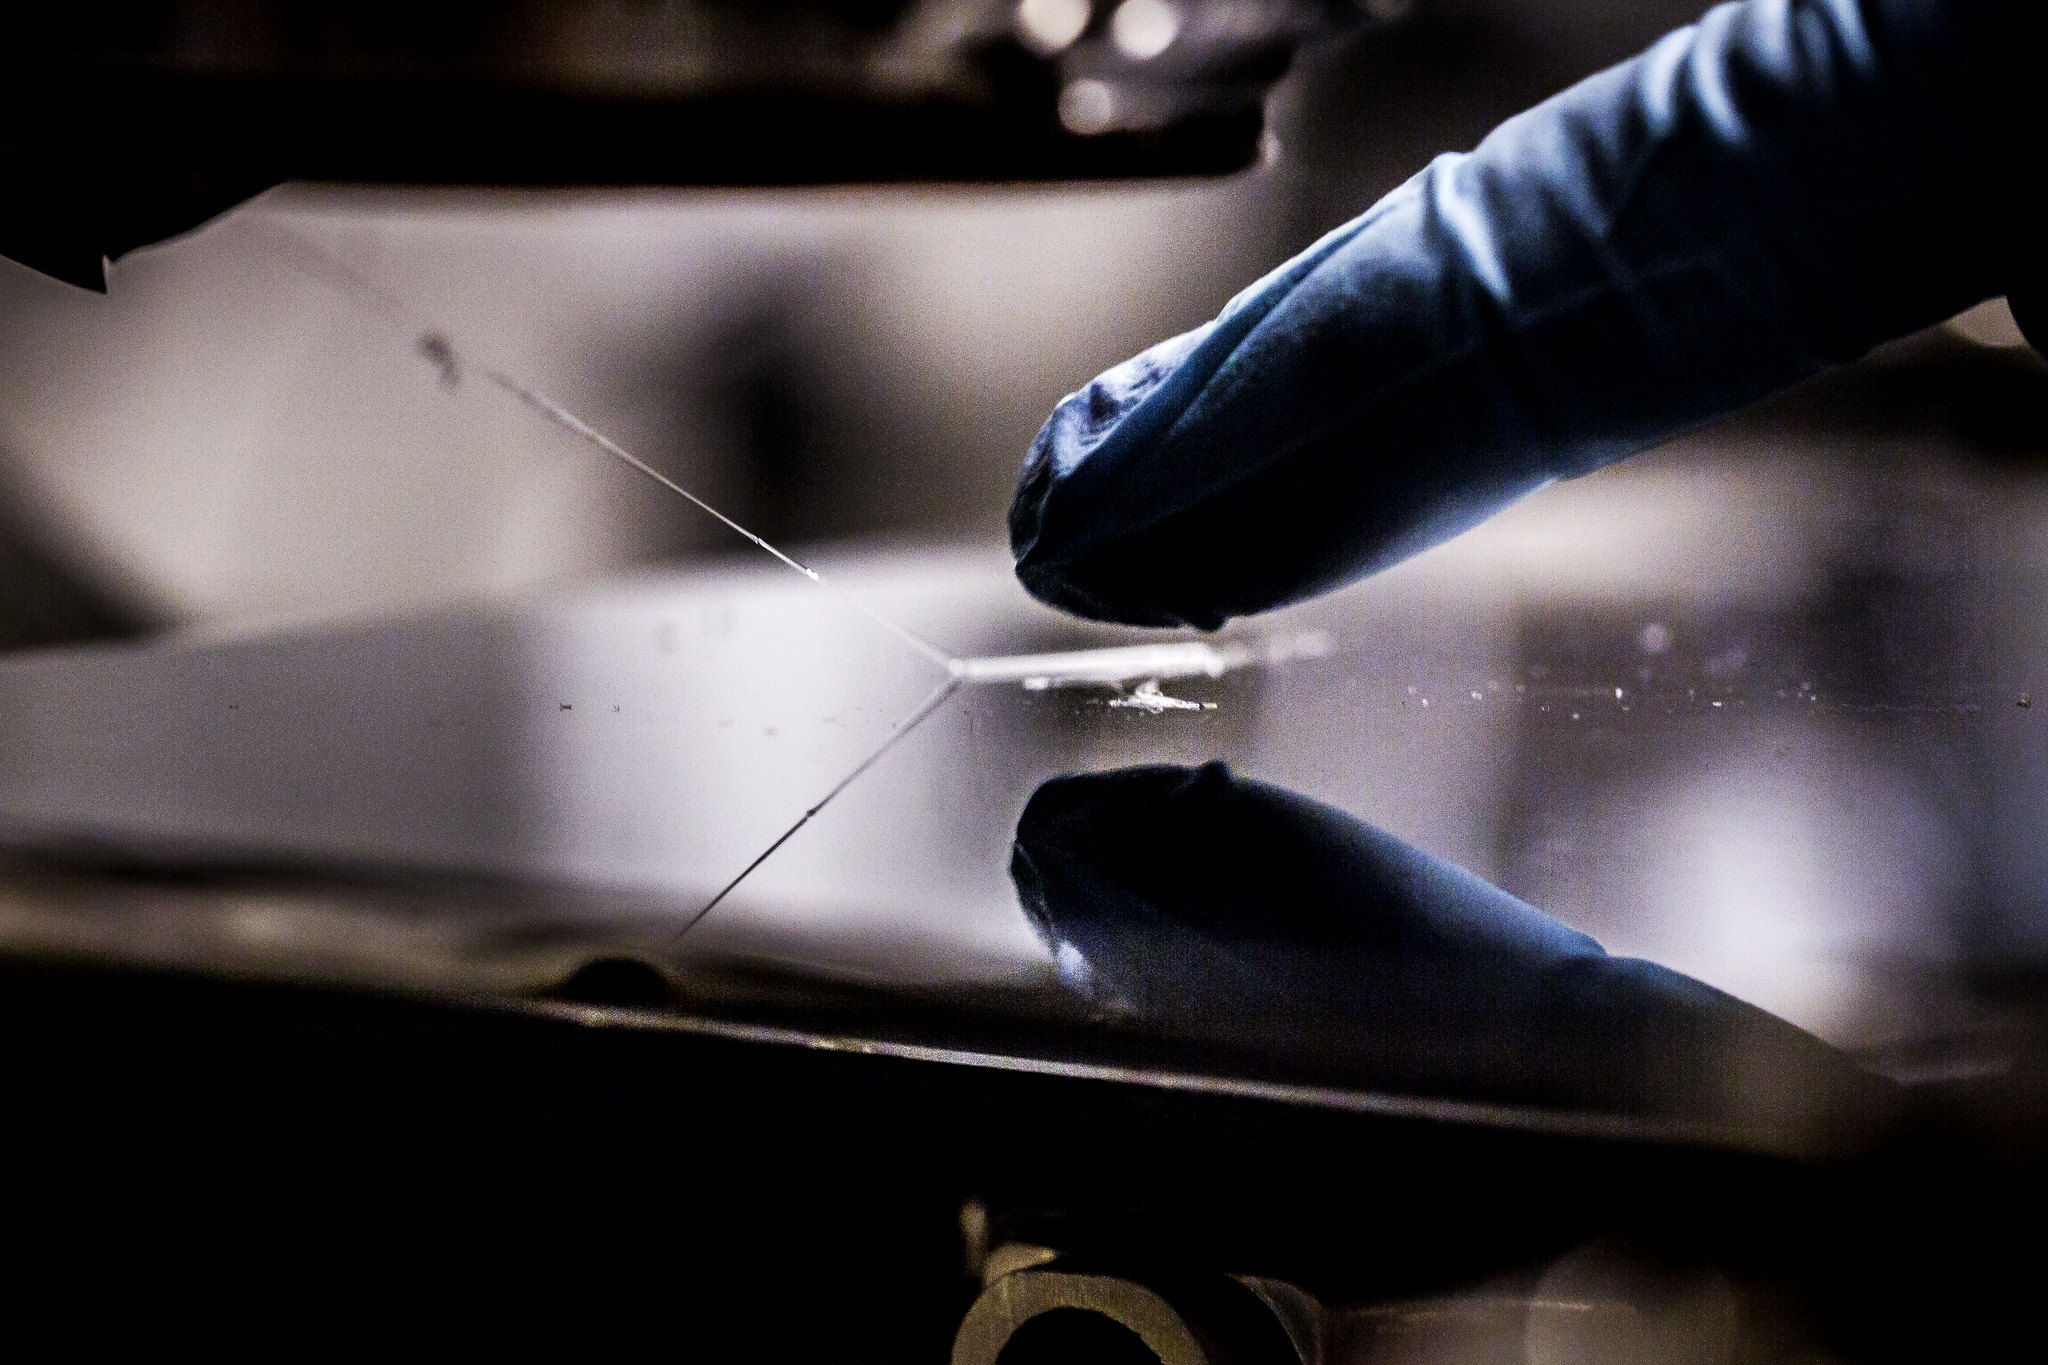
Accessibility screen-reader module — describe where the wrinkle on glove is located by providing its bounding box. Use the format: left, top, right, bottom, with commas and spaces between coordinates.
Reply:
1012, 763, 1896, 1151
1012, 0, 2043, 628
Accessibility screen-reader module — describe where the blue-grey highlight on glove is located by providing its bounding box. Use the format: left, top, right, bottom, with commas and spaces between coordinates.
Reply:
1011, 0, 2042, 628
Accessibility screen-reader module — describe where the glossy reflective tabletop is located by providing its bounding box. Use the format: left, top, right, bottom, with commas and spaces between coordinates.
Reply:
6, 339, 2048, 1159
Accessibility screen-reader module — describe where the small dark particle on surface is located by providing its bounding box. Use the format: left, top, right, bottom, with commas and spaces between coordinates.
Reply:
559, 702, 571, 710
416, 332, 461, 389
2020, 692, 2032, 709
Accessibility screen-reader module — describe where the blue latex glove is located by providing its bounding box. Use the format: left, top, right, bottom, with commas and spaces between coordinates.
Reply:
1011, 0, 2043, 628
1012, 763, 1894, 1147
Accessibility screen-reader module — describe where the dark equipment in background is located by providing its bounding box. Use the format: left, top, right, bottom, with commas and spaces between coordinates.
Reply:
0, 0, 1389, 289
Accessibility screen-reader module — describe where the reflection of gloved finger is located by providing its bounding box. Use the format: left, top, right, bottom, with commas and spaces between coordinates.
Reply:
1011, 763, 1895, 1148
1012, 0, 2045, 628
1013, 761, 1601, 961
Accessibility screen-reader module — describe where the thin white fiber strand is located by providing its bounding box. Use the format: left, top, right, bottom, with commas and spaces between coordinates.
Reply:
261, 226, 958, 670
676, 675, 965, 937
486, 372, 957, 669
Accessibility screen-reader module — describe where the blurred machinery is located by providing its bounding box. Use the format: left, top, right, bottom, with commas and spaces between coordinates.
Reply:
2, 0, 1391, 288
